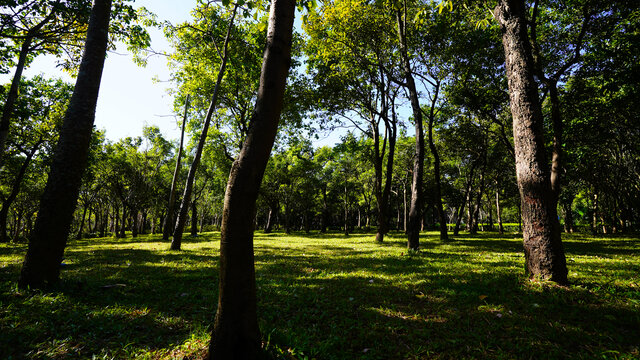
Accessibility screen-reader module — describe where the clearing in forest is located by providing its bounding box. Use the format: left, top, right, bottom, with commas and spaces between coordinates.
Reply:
1, 231, 639, 359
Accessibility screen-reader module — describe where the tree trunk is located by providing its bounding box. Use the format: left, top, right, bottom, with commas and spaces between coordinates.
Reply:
343, 183, 349, 236
454, 162, 476, 236
470, 156, 486, 235
496, 188, 504, 234
494, 0, 567, 284
172, 7, 238, 251
163, 95, 190, 241
0, 37, 33, 167
397, 9, 424, 251
190, 201, 198, 236
76, 204, 88, 240
0, 144, 38, 242
562, 194, 575, 233
426, 82, 448, 241
18, 0, 112, 289
209, 0, 295, 358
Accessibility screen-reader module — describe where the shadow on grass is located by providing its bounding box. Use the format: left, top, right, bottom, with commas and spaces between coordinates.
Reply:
1, 231, 639, 359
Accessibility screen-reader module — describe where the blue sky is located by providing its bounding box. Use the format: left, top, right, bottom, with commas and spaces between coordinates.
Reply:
2, 0, 197, 142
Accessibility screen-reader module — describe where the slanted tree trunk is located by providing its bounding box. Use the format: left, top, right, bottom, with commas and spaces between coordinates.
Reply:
18, 0, 112, 289
397, 7, 424, 251
163, 95, 190, 241
494, 0, 567, 284
209, 0, 295, 357
172, 6, 238, 251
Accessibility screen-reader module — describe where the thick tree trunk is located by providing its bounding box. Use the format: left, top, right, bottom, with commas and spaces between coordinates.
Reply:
209, 0, 295, 358
172, 7, 237, 251
397, 10, 424, 251
163, 95, 190, 241
495, 0, 567, 284
18, 0, 112, 289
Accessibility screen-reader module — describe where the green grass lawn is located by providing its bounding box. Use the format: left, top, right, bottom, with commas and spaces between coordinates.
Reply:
1, 231, 639, 359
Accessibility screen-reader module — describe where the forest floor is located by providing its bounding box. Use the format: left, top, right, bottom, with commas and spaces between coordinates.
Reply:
1, 231, 639, 359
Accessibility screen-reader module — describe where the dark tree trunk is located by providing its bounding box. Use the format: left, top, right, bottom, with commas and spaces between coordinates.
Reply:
320, 186, 328, 233
172, 7, 237, 251
343, 183, 349, 236
163, 95, 190, 241
18, 0, 112, 289
470, 156, 486, 235
76, 204, 88, 240
494, 0, 567, 284
131, 210, 138, 238
209, 0, 295, 358
119, 205, 126, 238
454, 162, 476, 236
426, 81, 448, 241
190, 201, 198, 236
0, 143, 38, 243
496, 188, 504, 234
0, 37, 33, 167
562, 194, 575, 233
397, 9, 424, 251
374, 118, 396, 243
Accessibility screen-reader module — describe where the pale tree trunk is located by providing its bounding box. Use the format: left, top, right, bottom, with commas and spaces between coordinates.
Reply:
209, 0, 295, 357
494, 0, 567, 284
172, 6, 238, 251
18, 0, 112, 289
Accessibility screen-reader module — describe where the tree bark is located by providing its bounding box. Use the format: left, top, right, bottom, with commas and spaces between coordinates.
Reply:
397, 8, 424, 251
209, 0, 295, 358
18, 0, 112, 289
163, 95, 190, 241
190, 201, 198, 236
425, 81, 448, 241
494, 0, 567, 284
172, 6, 238, 251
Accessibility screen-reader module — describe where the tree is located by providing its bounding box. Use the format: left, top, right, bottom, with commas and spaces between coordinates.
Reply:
18, 0, 113, 289
0, 0, 149, 167
171, 4, 239, 251
493, 0, 567, 283
209, 0, 296, 357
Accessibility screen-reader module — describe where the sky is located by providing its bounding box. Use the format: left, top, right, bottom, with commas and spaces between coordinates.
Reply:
3, 0, 197, 142
2, 0, 346, 147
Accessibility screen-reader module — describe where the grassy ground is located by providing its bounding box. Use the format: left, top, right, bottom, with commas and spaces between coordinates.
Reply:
1, 231, 639, 359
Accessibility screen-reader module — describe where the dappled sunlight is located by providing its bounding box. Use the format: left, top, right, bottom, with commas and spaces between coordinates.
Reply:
1, 231, 639, 358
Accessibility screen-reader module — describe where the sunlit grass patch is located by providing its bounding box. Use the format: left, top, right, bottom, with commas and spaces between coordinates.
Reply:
1, 231, 639, 359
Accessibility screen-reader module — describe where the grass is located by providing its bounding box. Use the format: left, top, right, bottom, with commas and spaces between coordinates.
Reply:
1, 231, 639, 359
